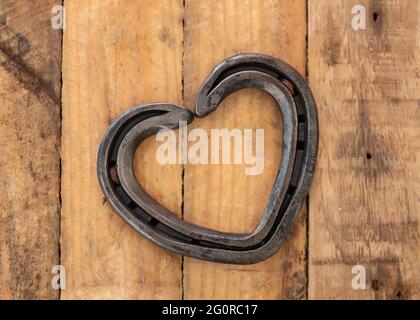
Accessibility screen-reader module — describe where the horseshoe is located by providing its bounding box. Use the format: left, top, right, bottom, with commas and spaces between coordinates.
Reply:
97, 53, 318, 264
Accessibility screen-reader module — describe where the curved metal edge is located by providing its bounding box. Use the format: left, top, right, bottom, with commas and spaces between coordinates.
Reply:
115, 70, 298, 248
192, 53, 319, 263
97, 54, 319, 264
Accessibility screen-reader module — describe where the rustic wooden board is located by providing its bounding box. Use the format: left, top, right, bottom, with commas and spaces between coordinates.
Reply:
308, 0, 420, 299
61, 0, 184, 299
3, 0, 418, 300
0, 0, 61, 299
182, 0, 308, 299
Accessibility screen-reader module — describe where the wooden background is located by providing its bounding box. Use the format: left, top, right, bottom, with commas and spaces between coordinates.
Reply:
0, 0, 419, 299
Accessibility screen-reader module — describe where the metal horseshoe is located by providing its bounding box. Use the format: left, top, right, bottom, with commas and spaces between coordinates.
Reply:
97, 53, 318, 264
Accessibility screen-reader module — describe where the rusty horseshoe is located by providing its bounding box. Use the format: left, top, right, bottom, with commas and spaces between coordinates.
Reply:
97, 53, 318, 264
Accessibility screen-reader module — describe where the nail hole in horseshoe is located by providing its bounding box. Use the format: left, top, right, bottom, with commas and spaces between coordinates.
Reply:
109, 164, 120, 184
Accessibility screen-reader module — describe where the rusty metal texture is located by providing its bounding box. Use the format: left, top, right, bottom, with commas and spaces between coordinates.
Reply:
97, 53, 318, 264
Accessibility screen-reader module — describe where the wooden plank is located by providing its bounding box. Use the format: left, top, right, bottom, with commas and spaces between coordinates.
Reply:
61, 0, 184, 299
0, 0, 61, 299
308, 0, 420, 299
183, 0, 308, 299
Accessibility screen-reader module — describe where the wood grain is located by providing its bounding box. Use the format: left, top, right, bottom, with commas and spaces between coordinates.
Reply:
182, 0, 308, 299
61, 0, 184, 299
2, 0, 419, 300
308, 0, 420, 299
0, 0, 61, 299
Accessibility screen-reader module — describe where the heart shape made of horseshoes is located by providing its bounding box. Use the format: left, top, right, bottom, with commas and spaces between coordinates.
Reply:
97, 53, 318, 264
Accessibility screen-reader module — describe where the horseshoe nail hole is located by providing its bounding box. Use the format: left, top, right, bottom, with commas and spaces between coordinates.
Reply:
287, 185, 297, 196
280, 79, 296, 96
298, 114, 306, 123
297, 141, 305, 150
127, 201, 137, 210
366, 152, 372, 160
396, 291, 402, 298
373, 12, 379, 22
149, 218, 159, 228
109, 165, 120, 184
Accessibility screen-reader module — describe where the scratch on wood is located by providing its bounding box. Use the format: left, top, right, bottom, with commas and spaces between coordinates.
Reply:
0, 23, 60, 105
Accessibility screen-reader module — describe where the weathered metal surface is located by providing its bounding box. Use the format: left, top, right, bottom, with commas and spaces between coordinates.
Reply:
97, 53, 318, 264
